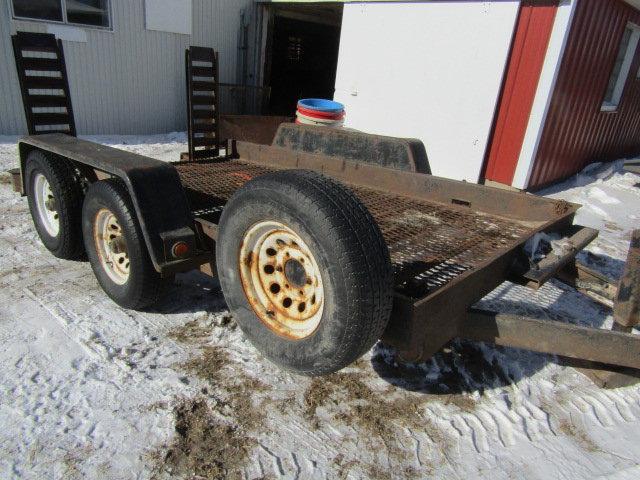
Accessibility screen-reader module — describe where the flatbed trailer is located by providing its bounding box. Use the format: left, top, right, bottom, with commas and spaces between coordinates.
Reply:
11, 124, 640, 378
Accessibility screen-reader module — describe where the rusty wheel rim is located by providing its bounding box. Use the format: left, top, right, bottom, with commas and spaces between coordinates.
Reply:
238, 221, 324, 339
94, 208, 130, 285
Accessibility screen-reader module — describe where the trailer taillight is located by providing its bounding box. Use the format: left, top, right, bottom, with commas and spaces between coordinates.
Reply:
172, 241, 190, 258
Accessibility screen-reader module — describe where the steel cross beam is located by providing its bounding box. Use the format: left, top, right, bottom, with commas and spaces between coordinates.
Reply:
460, 310, 640, 370
460, 230, 640, 374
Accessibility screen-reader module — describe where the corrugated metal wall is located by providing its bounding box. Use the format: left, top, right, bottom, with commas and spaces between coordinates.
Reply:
528, 0, 640, 189
0, 0, 254, 135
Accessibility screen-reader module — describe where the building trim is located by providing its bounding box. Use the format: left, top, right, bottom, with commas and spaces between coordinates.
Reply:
483, 0, 559, 186
511, 0, 579, 189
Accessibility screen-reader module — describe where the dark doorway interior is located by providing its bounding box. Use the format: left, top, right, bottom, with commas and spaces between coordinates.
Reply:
265, 4, 343, 115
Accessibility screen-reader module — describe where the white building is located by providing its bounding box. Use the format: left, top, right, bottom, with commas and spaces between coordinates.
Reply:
4, 1, 640, 190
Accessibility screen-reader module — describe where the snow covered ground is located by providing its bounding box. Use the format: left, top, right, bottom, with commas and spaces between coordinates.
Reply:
0, 134, 639, 479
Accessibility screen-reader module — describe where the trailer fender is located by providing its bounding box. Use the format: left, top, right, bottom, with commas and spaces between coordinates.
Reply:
18, 134, 204, 274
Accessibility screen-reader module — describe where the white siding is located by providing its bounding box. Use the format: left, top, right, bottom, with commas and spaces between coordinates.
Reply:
333, 1, 519, 182
0, 0, 254, 135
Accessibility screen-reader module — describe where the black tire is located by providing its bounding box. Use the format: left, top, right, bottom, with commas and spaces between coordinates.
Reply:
82, 179, 170, 310
25, 150, 85, 259
216, 169, 394, 376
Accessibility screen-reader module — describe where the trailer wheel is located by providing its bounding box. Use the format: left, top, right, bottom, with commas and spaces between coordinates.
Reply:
82, 179, 170, 310
25, 150, 85, 259
216, 170, 393, 376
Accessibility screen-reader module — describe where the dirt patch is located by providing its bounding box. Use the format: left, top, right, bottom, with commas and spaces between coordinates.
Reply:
539, 393, 601, 453
156, 397, 250, 480
182, 345, 229, 377
62, 445, 93, 480
557, 419, 600, 453
154, 343, 272, 478
169, 318, 213, 344
168, 313, 236, 344
0, 174, 11, 185
332, 454, 359, 480
604, 221, 623, 232
168, 313, 225, 344
181, 346, 270, 431
304, 370, 453, 477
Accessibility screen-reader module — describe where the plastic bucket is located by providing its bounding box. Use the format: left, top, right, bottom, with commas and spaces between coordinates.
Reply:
297, 105, 345, 120
296, 98, 345, 128
297, 98, 344, 114
295, 113, 344, 127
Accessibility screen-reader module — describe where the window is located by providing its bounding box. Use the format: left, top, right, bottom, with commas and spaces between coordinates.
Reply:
11, 0, 111, 29
602, 24, 640, 111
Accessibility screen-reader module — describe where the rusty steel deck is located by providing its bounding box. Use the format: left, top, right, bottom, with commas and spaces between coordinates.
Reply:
174, 159, 531, 299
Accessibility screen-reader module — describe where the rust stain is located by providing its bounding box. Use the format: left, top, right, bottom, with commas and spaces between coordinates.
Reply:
230, 172, 254, 182
554, 200, 570, 215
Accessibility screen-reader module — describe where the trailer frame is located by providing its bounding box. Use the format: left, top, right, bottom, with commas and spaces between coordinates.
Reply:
10, 126, 640, 376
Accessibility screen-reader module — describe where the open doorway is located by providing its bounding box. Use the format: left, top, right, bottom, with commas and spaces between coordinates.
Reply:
262, 2, 343, 115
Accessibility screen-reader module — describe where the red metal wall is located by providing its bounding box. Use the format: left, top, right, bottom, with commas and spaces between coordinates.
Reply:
484, 1, 558, 185
529, 0, 640, 190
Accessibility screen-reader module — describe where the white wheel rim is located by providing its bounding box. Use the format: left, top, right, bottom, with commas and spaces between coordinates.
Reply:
34, 173, 60, 237
239, 221, 324, 340
94, 209, 130, 285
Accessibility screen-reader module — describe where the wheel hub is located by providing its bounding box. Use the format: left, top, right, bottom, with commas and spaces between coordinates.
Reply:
238, 221, 324, 339
284, 258, 307, 288
108, 237, 127, 254
44, 197, 56, 211
94, 209, 130, 285
33, 173, 60, 237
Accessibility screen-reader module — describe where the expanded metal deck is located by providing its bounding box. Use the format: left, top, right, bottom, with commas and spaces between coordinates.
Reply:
174, 160, 531, 298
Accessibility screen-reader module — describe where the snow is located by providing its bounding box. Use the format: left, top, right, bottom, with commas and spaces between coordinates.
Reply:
540, 159, 640, 280
0, 134, 639, 479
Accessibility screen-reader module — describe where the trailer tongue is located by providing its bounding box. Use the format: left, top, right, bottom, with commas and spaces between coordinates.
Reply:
10, 124, 640, 379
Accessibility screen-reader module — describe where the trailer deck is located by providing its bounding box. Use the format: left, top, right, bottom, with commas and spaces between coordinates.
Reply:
174, 159, 533, 299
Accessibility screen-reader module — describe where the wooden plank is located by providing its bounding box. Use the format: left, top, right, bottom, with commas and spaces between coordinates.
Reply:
575, 365, 640, 389
461, 309, 640, 370
522, 225, 599, 286
614, 230, 640, 329
556, 261, 617, 308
